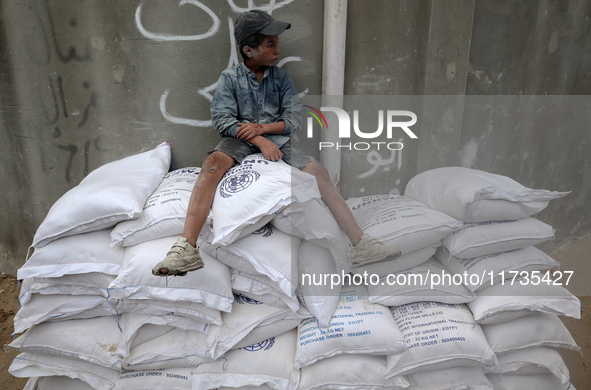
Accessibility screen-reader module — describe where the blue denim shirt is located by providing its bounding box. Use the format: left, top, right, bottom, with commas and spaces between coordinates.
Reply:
210, 63, 302, 148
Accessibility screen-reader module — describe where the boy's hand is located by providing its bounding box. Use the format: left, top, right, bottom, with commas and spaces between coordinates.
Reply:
259, 141, 283, 161
249, 136, 283, 161
237, 123, 264, 141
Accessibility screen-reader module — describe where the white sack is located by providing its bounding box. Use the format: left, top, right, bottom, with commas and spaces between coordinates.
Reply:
127, 324, 175, 351
201, 223, 300, 297
272, 198, 351, 273
32, 142, 171, 248
107, 297, 222, 326
114, 367, 193, 390
488, 347, 571, 384
481, 312, 579, 354
386, 301, 497, 378
107, 236, 233, 315
19, 229, 125, 279
8, 316, 125, 369
486, 373, 575, 390
367, 258, 476, 307
115, 313, 208, 359
14, 293, 106, 335
49, 305, 112, 323
297, 241, 343, 329
467, 281, 581, 324
24, 376, 95, 390
295, 284, 406, 369
352, 245, 438, 277
299, 354, 409, 390
192, 330, 300, 390
125, 328, 212, 368
111, 167, 201, 247
124, 357, 211, 371
206, 294, 307, 359
217, 386, 274, 390
19, 272, 114, 305
346, 195, 462, 255
11, 352, 119, 390
200, 241, 258, 275
403, 166, 570, 222
231, 269, 301, 312
442, 218, 555, 258
125, 296, 299, 366
434, 246, 560, 292
209, 153, 320, 246
232, 314, 302, 350
407, 366, 493, 390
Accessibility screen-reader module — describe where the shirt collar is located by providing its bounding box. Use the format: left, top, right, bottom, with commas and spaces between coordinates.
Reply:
239, 62, 270, 80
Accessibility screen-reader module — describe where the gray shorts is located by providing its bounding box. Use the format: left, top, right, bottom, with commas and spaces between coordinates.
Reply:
212, 137, 315, 170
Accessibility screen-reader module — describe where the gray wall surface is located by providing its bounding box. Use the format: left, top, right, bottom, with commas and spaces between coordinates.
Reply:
1, 0, 589, 275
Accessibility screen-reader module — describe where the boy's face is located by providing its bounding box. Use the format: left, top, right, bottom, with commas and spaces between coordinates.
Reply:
246, 35, 280, 67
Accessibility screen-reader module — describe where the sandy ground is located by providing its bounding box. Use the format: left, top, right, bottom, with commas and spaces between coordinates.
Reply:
0, 234, 589, 390
0, 273, 29, 389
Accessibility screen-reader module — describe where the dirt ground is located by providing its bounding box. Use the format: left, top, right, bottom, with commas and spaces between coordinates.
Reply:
0, 273, 29, 389
0, 235, 590, 389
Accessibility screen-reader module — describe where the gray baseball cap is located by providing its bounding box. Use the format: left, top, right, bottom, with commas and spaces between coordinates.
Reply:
234, 10, 291, 45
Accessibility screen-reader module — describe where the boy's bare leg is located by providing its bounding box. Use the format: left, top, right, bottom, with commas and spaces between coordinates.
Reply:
302, 161, 363, 245
182, 151, 235, 246
152, 151, 235, 276
302, 161, 401, 267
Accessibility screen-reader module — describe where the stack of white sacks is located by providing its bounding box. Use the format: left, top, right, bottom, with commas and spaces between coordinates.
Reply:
8, 143, 580, 390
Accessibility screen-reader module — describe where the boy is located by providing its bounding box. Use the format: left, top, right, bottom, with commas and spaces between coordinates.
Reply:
152, 10, 401, 277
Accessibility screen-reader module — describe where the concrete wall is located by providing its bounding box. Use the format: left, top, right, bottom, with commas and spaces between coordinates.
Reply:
1, 0, 589, 275
339, 0, 591, 252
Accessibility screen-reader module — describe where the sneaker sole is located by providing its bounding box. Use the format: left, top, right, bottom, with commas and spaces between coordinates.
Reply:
152, 259, 204, 277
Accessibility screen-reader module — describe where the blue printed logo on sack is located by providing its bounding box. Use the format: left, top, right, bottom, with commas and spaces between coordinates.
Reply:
219, 170, 260, 198
253, 224, 273, 238
241, 337, 275, 352
234, 293, 263, 305
163, 167, 200, 180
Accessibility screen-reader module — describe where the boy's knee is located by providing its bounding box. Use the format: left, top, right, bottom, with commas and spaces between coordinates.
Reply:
203, 152, 233, 177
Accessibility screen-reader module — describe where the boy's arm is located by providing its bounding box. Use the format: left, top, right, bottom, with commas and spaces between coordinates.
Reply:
276, 72, 302, 137
210, 73, 241, 138
236, 121, 285, 141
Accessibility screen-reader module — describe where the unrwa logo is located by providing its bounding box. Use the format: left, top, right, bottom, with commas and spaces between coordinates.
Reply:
219, 170, 260, 198
303, 105, 418, 151
241, 337, 275, 352
252, 224, 273, 238
234, 293, 263, 305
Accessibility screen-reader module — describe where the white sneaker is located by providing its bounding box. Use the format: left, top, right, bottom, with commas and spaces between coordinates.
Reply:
152, 237, 204, 276
350, 234, 401, 268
